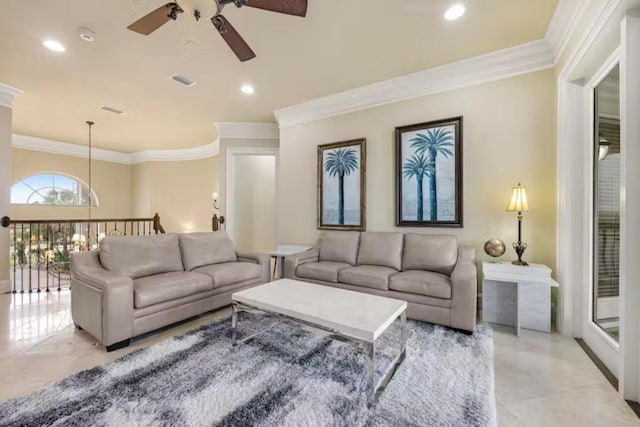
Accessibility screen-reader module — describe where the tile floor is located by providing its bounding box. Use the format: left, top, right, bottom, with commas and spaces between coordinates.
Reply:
0, 290, 638, 426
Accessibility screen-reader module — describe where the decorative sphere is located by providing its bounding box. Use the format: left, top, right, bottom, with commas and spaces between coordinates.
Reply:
484, 239, 506, 258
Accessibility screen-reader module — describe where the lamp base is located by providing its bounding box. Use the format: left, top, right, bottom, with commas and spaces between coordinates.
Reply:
512, 241, 529, 267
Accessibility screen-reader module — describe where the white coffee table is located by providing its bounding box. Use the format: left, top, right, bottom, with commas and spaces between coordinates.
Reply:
231, 279, 407, 404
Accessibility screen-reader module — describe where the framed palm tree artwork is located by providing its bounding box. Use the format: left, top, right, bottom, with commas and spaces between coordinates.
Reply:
317, 139, 366, 231
395, 117, 463, 227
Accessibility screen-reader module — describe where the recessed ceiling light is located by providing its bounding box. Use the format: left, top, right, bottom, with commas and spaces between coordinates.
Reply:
78, 27, 96, 42
42, 39, 66, 52
444, 4, 466, 21
241, 84, 255, 95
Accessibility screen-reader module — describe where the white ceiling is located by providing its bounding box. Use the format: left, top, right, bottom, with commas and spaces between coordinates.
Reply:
0, 0, 558, 152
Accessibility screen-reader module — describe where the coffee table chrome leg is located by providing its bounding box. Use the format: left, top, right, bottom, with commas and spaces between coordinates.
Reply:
366, 340, 377, 405
400, 310, 407, 356
231, 303, 238, 346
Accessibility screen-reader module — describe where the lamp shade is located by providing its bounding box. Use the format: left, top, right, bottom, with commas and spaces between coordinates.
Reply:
507, 183, 529, 212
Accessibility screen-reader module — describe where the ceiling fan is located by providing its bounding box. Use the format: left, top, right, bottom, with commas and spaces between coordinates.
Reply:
127, 0, 308, 62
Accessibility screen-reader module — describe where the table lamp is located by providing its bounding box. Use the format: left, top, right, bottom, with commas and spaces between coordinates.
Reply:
507, 183, 529, 266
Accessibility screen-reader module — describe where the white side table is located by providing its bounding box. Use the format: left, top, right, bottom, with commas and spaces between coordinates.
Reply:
482, 262, 559, 336
266, 245, 313, 280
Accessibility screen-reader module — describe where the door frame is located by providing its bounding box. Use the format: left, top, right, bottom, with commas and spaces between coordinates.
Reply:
224, 146, 279, 243
558, 3, 640, 401
581, 50, 621, 377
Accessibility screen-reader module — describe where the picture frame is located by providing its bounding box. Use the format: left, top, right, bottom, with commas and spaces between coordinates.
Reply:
395, 117, 463, 227
317, 139, 366, 231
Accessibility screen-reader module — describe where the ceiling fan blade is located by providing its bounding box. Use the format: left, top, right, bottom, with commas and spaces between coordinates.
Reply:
127, 3, 181, 35
246, 0, 307, 17
211, 15, 256, 62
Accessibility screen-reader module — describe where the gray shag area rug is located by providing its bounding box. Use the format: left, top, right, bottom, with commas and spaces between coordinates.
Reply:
0, 312, 496, 426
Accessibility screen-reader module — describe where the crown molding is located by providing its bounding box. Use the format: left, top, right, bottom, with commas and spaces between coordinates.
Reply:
558, 0, 625, 79
274, 40, 555, 128
0, 83, 23, 109
273, 0, 594, 128
129, 140, 219, 164
215, 122, 279, 139
12, 134, 132, 164
545, 0, 591, 60
12, 134, 220, 165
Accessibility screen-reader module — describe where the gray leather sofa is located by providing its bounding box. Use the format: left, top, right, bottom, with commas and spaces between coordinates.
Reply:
284, 231, 477, 332
71, 232, 269, 351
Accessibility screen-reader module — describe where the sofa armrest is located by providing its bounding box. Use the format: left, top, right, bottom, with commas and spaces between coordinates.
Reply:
71, 251, 134, 347
236, 250, 270, 284
450, 246, 477, 332
284, 248, 319, 279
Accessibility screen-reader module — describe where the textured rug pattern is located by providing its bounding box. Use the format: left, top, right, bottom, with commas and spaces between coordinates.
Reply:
0, 312, 495, 426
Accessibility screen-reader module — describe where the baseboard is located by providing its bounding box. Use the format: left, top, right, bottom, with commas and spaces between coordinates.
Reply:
0, 279, 10, 294
575, 338, 640, 419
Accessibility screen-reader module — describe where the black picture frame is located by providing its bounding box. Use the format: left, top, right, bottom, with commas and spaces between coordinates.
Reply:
395, 117, 463, 227
317, 139, 367, 231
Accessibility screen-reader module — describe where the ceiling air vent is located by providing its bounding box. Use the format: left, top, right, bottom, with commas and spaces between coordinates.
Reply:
101, 106, 125, 114
170, 74, 196, 87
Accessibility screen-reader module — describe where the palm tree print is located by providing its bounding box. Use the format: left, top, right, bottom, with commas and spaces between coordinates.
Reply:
403, 154, 434, 221
325, 148, 359, 224
409, 127, 454, 220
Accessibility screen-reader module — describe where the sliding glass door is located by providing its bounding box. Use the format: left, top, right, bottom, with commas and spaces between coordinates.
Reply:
593, 66, 621, 342
583, 62, 621, 376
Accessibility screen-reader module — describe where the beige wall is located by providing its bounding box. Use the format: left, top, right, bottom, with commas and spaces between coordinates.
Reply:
233, 155, 277, 251
10, 148, 132, 220
218, 138, 279, 215
0, 107, 12, 292
9, 145, 221, 236
279, 69, 557, 270
131, 156, 219, 234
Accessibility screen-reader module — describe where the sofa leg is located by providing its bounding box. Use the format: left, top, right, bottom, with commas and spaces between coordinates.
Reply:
106, 339, 131, 352
452, 327, 473, 336
74, 323, 83, 331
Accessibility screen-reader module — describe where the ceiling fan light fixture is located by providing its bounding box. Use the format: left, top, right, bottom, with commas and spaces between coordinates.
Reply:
43, 39, 66, 52
241, 84, 255, 95
444, 4, 466, 21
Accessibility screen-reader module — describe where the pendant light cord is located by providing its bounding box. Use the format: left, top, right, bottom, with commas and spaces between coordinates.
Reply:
86, 121, 94, 220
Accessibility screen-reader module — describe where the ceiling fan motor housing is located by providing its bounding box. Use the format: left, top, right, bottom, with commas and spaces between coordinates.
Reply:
168, 3, 184, 20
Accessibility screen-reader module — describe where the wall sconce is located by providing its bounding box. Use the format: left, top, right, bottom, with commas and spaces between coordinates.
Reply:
212, 192, 225, 232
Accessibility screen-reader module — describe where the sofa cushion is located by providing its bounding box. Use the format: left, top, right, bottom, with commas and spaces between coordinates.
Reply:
357, 232, 404, 270
133, 271, 213, 308
402, 234, 458, 275
338, 265, 397, 290
194, 262, 262, 288
100, 233, 184, 279
296, 261, 351, 283
179, 232, 237, 271
389, 270, 452, 299
318, 231, 360, 265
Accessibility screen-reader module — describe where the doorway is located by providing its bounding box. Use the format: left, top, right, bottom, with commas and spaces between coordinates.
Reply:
225, 148, 278, 252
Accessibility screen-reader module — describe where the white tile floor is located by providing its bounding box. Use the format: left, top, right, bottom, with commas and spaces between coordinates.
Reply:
0, 290, 638, 426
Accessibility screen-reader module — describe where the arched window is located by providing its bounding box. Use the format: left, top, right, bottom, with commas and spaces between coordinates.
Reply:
11, 173, 99, 206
